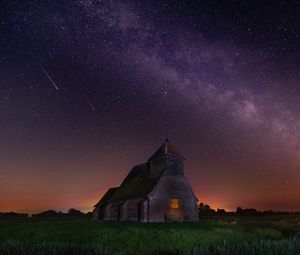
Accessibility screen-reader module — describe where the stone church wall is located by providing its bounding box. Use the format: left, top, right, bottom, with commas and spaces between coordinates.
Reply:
148, 175, 198, 222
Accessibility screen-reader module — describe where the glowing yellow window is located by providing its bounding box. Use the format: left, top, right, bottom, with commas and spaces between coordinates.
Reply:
170, 198, 179, 209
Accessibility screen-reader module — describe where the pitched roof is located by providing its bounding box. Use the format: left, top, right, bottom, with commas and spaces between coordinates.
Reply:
94, 187, 118, 207
94, 140, 184, 207
148, 139, 185, 161
110, 163, 162, 203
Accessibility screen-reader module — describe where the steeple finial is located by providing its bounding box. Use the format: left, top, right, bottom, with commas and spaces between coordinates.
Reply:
148, 138, 185, 161
165, 122, 169, 142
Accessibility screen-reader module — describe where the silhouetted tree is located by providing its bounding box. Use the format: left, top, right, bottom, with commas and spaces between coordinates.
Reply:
216, 208, 226, 215
67, 208, 85, 216
85, 211, 93, 218
236, 207, 243, 215
198, 203, 216, 217
262, 210, 274, 215
236, 207, 258, 216
31, 210, 63, 219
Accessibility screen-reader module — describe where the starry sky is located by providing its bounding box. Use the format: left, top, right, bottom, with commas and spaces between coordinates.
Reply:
1, 0, 300, 213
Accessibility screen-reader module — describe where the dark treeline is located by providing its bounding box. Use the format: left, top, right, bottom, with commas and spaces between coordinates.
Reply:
198, 203, 295, 217
0, 209, 92, 221
0, 212, 29, 221
1, 204, 298, 221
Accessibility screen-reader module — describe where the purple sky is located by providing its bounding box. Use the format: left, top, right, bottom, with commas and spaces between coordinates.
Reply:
1, 0, 300, 213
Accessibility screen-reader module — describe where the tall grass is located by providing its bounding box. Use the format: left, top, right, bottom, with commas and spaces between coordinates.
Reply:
0, 240, 124, 255
1, 238, 300, 255
182, 238, 300, 255
0, 219, 296, 255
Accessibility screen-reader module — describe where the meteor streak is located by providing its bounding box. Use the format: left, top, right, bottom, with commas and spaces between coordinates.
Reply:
85, 97, 96, 111
40, 66, 59, 91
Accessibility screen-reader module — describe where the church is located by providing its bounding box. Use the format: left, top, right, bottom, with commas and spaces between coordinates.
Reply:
93, 139, 199, 222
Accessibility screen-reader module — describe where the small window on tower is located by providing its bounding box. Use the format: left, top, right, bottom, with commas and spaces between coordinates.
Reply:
170, 198, 179, 209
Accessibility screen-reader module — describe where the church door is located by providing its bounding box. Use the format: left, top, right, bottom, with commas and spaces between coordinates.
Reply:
117, 204, 122, 221
138, 202, 143, 222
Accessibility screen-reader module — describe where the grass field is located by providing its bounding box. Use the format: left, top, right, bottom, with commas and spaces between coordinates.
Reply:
0, 217, 299, 255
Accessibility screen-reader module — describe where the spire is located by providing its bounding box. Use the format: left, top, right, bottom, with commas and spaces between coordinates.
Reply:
148, 139, 185, 161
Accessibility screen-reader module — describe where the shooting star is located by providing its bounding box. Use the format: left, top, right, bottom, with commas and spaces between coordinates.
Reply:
40, 66, 59, 91
85, 96, 96, 111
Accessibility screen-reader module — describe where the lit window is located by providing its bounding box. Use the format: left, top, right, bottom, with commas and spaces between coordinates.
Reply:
170, 198, 179, 209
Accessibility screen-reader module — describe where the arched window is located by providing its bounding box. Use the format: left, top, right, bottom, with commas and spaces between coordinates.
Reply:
170, 198, 179, 209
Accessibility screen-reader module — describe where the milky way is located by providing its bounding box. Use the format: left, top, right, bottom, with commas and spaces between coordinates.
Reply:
1, 1, 300, 213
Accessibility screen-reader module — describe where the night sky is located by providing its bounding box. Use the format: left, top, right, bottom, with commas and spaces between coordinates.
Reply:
1, 1, 300, 213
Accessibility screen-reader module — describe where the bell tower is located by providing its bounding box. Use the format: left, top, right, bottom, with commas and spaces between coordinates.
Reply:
148, 139, 185, 177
